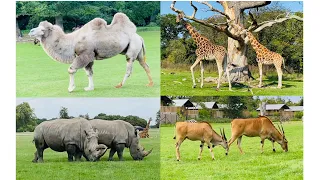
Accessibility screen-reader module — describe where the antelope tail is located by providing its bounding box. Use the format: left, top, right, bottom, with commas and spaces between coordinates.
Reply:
173, 124, 176, 139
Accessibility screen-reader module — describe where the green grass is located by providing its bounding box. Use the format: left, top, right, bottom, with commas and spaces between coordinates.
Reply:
161, 69, 303, 96
16, 31, 160, 97
161, 121, 303, 180
16, 129, 160, 180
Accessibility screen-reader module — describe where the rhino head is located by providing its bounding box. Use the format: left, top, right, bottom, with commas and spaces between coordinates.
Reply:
129, 137, 152, 160
83, 129, 107, 161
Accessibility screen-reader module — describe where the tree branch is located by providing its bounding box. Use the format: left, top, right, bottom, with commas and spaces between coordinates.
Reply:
238, 1, 271, 11
252, 14, 303, 32
197, 1, 230, 20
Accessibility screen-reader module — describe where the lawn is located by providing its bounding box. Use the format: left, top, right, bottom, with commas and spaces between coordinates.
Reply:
161, 121, 303, 180
161, 69, 303, 96
16, 31, 160, 97
16, 129, 160, 180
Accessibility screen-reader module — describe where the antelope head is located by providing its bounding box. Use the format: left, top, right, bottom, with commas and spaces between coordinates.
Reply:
277, 124, 288, 152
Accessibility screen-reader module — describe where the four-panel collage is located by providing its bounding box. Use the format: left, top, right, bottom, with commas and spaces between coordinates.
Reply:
16, 1, 303, 180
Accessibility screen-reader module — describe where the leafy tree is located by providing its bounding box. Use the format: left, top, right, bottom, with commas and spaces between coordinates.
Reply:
16, 102, 37, 132
155, 110, 160, 128
59, 106, 69, 119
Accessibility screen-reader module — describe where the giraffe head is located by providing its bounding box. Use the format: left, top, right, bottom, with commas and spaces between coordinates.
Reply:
244, 30, 255, 44
176, 13, 184, 23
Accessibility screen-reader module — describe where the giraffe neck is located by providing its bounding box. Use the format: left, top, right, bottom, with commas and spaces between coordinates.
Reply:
183, 22, 202, 45
248, 33, 267, 53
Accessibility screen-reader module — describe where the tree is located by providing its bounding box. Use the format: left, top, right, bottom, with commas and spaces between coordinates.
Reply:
218, 96, 247, 118
59, 106, 69, 119
16, 102, 37, 132
170, 1, 303, 82
155, 110, 160, 128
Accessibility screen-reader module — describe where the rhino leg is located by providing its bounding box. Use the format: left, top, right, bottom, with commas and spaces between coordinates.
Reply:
116, 144, 125, 161
108, 148, 117, 161
66, 144, 77, 162
33, 139, 47, 163
32, 151, 38, 163
74, 148, 82, 161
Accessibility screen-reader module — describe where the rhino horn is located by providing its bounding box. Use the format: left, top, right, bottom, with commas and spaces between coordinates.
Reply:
143, 148, 153, 157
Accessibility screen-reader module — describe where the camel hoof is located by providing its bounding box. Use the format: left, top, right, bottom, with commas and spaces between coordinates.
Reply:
192, 85, 196, 88
68, 86, 75, 93
146, 82, 154, 87
277, 86, 282, 89
273, 149, 276, 152
84, 87, 94, 91
215, 88, 220, 91
197, 157, 201, 160
200, 85, 203, 88
115, 84, 122, 88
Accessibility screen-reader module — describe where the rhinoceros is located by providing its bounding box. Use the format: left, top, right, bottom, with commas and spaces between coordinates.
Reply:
89, 119, 152, 161
32, 118, 107, 163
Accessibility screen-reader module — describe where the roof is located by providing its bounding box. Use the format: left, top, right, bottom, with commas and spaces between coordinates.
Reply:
285, 106, 303, 112
161, 96, 173, 104
190, 102, 219, 109
217, 104, 227, 109
172, 99, 194, 107
256, 104, 290, 111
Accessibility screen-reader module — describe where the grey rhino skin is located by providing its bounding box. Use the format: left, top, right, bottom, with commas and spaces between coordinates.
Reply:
90, 119, 152, 161
32, 118, 107, 163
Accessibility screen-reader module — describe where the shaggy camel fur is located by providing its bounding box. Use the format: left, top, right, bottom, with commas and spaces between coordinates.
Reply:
29, 13, 153, 92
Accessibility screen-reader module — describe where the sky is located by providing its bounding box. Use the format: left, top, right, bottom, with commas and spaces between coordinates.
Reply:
254, 96, 303, 103
161, 1, 303, 18
16, 98, 160, 125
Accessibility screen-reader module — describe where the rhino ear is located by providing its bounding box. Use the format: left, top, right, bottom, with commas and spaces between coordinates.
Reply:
84, 130, 89, 136
93, 128, 98, 133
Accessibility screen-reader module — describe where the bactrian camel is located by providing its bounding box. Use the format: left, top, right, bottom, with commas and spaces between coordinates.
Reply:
29, 13, 153, 92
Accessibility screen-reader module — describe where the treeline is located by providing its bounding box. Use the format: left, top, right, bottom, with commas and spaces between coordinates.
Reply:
16, 1, 160, 34
16, 103, 156, 132
161, 4, 303, 73
171, 96, 303, 119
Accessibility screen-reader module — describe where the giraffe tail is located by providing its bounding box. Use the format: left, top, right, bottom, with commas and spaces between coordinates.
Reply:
282, 57, 292, 74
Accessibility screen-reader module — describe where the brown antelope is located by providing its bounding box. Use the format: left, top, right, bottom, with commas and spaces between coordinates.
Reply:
228, 116, 288, 154
174, 121, 228, 161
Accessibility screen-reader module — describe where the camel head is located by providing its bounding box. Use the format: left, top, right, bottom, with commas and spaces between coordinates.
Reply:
29, 21, 54, 40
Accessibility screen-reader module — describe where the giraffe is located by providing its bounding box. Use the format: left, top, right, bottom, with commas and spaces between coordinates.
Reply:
245, 31, 285, 88
139, 118, 151, 138
176, 14, 232, 91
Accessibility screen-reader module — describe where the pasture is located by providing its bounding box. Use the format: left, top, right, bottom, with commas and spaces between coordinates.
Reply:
16, 31, 160, 97
16, 129, 160, 180
161, 69, 303, 96
160, 121, 303, 180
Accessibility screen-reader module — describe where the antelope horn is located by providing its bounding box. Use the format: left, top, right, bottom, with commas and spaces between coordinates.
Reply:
277, 124, 283, 135
219, 128, 224, 139
143, 148, 153, 157
223, 128, 227, 140
281, 124, 285, 135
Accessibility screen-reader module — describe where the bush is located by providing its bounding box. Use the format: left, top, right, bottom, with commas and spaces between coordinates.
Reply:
294, 111, 303, 119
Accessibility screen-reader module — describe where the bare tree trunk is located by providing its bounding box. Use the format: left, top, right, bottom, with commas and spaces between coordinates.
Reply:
16, 20, 22, 40
260, 102, 266, 116
55, 15, 64, 30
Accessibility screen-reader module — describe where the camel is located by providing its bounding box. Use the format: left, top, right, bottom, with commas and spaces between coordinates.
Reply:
28, 13, 153, 92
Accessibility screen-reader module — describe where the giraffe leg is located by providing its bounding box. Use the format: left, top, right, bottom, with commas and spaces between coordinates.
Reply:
275, 63, 283, 89
226, 63, 232, 91
216, 60, 223, 91
200, 61, 204, 88
258, 62, 263, 88
190, 57, 202, 88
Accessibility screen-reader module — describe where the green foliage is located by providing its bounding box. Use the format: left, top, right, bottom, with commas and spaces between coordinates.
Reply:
155, 110, 160, 128
294, 111, 303, 119
93, 113, 147, 127
16, 1, 160, 31
198, 109, 211, 119
59, 106, 69, 119
16, 102, 37, 132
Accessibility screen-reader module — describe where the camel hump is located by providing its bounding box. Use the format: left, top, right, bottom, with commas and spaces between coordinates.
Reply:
109, 13, 136, 34
89, 18, 108, 30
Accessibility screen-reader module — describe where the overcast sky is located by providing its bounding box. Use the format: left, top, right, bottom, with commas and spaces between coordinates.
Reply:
16, 98, 160, 125
254, 96, 302, 103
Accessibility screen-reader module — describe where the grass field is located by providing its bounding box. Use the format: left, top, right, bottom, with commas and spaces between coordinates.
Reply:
16, 31, 160, 97
161, 69, 303, 96
16, 129, 160, 180
161, 121, 303, 180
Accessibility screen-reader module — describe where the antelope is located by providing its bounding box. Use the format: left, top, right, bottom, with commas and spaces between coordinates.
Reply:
228, 116, 288, 154
173, 121, 228, 161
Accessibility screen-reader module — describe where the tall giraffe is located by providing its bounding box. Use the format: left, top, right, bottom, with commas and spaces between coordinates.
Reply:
176, 14, 232, 91
245, 31, 285, 88
139, 118, 151, 138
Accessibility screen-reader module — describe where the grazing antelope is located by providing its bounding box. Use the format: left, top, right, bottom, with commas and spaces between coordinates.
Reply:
228, 116, 288, 154
173, 121, 228, 161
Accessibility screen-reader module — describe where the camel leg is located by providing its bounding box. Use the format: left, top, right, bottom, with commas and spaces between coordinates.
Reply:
116, 56, 133, 88
275, 63, 283, 89
197, 142, 204, 160
258, 62, 263, 88
84, 62, 94, 91
138, 59, 153, 87
200, 61, 204, 88
68, 68, 76, 93
190, 57, 202, 88
216, 60, 223, 91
